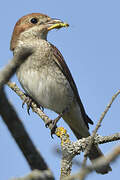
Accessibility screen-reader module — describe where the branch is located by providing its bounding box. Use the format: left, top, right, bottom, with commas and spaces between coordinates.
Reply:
0, 88, 52, 172
11, 169, 54, 180
7, 82, 120, 178
7, 81, 57, 132
0, 47, 55, 179
56, 128, 73, 179
0, 47, 33, 89
83, 90, 120, 166
64, 145, 120, 180
55, 127, 120, 179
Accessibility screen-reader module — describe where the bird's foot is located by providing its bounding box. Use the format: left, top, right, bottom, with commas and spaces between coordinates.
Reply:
45, 107, 70, 138
22, 95, 33, 115
22, 94, 44, 115
45, 113, 63, 138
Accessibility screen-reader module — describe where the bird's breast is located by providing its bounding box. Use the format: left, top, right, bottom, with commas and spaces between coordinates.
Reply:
17, 58, 74, 114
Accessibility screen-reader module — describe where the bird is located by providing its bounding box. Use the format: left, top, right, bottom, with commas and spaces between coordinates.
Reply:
10, 13, 111, 174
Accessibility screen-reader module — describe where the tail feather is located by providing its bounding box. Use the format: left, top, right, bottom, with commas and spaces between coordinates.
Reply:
63, 102, 112, 174
88, 145, 112, 174
69, 126, 112, 174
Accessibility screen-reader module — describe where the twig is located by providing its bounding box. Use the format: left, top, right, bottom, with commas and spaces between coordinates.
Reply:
7, 81, 57, 132
83, 90, 120, 166
64, 145, 120, 180
55, 133, 120, 156
7, 82, 120, 179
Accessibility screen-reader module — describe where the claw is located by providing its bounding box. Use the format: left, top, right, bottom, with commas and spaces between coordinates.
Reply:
22, 101, 25, 108
45, 113, 63, 138
45, 106, 70, 138
22, 95, 32, 115
27, 105, 31, 115
45, 120, 52, 128
51, 124, 57, 138
46, 107, 69, 138
45, 119, 57, 138
22, 94, 44, 115
40, 106, 44, 112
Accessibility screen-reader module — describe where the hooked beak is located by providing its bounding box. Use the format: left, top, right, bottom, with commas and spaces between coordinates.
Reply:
47, 18, 69, 31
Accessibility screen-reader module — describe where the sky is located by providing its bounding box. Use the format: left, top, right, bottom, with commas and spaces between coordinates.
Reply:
0, 0, 120, 180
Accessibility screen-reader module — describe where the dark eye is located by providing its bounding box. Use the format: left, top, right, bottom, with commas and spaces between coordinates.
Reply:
30, 18, 38, 24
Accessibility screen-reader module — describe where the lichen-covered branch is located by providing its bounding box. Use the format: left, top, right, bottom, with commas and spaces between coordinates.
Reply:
7, 82, 120, 179
64, 145, 120, 180
56, 127, 120, 179
56, 128, 73, 179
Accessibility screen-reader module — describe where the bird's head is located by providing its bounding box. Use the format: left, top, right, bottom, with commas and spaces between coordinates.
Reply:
10, 13, 69, 51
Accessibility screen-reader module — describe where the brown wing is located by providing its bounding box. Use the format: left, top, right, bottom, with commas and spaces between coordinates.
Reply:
50, 43, 93, 128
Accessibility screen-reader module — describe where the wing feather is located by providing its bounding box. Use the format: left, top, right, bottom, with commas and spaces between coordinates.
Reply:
50, 43, 93, 128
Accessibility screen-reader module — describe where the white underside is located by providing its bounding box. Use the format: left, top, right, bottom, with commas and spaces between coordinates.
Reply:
16, 39, 90, 138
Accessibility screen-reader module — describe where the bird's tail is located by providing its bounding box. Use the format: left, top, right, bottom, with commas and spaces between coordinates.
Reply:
63, 102, 112, 174
88, 144, 112, 174
71, 127, 112, 174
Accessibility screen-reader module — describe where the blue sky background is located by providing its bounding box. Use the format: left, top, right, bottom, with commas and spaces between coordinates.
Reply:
0, 0, 120, 179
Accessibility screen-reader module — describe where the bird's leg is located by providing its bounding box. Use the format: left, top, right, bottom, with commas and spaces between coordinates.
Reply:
45, 106, 70, 137
22, 93, 44, 115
